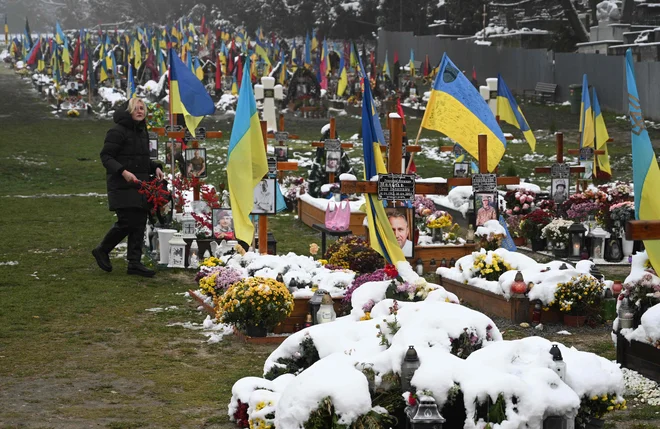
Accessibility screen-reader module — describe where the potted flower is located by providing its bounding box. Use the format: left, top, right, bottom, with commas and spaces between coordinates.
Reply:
520, 209, 553, 251
552, 274, 602, 326
621, 273, 660, 327
503, 189, 536, 216
475, 220, 506, 251
215, 277, 294, 337
425, 210, 454, 243
541, 218, 574, 258
610, 201, 635, 254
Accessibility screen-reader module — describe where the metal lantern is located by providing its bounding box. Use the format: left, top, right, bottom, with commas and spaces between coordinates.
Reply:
617, 297, 634, 331
406, 395, 445, 429
167, 232, 187, 268
309, 289, 328, 324
549, 344, 566, 382
543, 415, 569, 429
316, 293, 336, 324
401, 345, 420, 392
587, 226, 610, 260
182, 211, 196, 239
568, 222, 587, 259
188, 240, 199, 269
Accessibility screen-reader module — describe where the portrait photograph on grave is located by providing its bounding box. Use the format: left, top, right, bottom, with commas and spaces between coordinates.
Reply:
185, 148, 207, 178
166, 140, 182, 164
385, 207, 415, 258
551, 178, 569, 203
454, 162, 470, 178
325, 150, 341, 173
149, 138, 159, 160
252, 178, 276, 214
275, 146, 289, 162
475, 192, 499, 227
212, 208, 235, 240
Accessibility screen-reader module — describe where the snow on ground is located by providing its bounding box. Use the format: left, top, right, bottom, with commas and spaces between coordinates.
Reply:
167, 314, 234, 344
299, 193, 365, 214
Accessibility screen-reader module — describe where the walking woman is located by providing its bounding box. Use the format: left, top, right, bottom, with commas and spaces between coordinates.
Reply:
92, 98, 164, 277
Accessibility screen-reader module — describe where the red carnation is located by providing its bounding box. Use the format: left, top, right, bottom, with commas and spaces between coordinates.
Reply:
384, 264, 398, 279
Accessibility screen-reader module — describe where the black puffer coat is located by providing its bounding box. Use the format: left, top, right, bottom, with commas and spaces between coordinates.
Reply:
100, 109, 162, 211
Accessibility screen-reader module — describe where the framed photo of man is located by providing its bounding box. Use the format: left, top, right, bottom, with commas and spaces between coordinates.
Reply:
474, 192, 499, 227
166, 140, 182, 164
185, 148, 207, 178
212, 208, 235, 240
252, 178, 277, 214
149, 138, 159, 160
325, 150, 341, 173
551, 178, 569, 203
453, 162, 470, 178
275, 146, 289, 162
384, 207, 415, 258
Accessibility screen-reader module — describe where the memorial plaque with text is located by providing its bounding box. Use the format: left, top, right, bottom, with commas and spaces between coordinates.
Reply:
551, 163, 570, 178
264, 88, 275, 98
274, 131, 289, 142
377, 174, 416, 201
267, 157, 278, 173
324, 139, 341, 152
472, 174, 497, 192
165, 124, 183, 132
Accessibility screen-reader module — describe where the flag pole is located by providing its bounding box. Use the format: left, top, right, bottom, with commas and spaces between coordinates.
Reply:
406, 125, 424, 174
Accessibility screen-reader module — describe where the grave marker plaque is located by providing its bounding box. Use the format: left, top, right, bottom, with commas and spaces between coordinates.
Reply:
324, 139, 341, 152
267, 157, 278, 173
274, 131, 289, 142
551, 163, 570, 178
377, 174, 416, 201
164, 124, 183, 132
472, 174, 497, 192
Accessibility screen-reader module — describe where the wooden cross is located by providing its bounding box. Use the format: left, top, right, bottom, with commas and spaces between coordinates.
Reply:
257, 120, 299, 254
567, 136, 611, 192
310, 117, 354, 184
534, 132, 585, 195
626, 220, 660, 241
267, 114, 300, 183
385, 114, 421, 174
151, 124, 222, 202
341, 118, 520, 197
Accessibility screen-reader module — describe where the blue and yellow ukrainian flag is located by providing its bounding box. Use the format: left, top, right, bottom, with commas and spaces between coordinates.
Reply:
55, 22, 66, 44
254, 39, 271, 66
361, 67, 405, 265
592, 87, 611, 175
578, 74, 595, 179
337, 51, 347, 97
127, 64, 135, 98
168, 47, 215, 136
409, 49, 415, 77
496, 73, 535, 151
420, 53, 506, 172
579, 74, 595, 148
626, 49, 660, 272
227, 58, 269, 244
304, 32, 311, 67
194, 57, 203, 80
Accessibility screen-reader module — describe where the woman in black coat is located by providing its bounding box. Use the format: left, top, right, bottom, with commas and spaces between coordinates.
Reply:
92, 98, 164, 277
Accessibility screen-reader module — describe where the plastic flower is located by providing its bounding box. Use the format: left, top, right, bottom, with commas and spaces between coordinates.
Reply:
309, 243, 319, 256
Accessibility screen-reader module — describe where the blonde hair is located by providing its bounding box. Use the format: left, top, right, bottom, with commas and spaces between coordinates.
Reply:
126, 97, 146, 114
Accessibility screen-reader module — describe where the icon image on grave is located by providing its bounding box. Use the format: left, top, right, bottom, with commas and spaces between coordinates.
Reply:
185, 148, 207, 178
148, 131, 159, 160
252, 178, 277, 215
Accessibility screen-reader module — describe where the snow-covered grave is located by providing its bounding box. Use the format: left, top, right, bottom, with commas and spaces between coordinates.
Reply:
227, 261, 626, 429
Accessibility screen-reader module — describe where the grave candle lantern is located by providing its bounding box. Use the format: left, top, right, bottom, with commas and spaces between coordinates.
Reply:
415, 259, 424, 276
181, 211, 196, 239
588, 226, 610, 260
568, 222, 586, 259
167, 233, 187, 268
400, 345, 420, 393
316, 293, 336, 324
406, 395, 445, 429
549, 344, 566, 382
